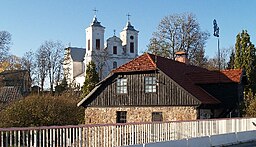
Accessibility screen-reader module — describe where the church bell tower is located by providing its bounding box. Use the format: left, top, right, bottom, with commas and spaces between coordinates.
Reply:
84, 12, 105, 77
120, 14, 139, 58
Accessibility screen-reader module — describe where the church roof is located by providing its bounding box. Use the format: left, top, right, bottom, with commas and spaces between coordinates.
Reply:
123, 21, 138, 32
68, 47, 86, 62
107, 35, 122, 43
90, 16, 104, 28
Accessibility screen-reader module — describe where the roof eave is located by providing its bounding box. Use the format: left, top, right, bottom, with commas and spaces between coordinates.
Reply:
77, 73, 114, 107
112, 69, 157, 74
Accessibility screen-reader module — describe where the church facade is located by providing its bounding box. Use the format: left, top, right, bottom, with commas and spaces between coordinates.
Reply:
64, 15, 139, 87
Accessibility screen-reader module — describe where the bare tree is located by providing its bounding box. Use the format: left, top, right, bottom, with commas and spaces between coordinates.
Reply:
21, 50, 35, 85
148, 13, 209, 66
206, 58, 219, 70
92, 49, 109, 80
39, 40, 64, 93
0, 31, 11, 62
5, 55, 22, 70
35, 46, 48, 91
206, 46, 234, 70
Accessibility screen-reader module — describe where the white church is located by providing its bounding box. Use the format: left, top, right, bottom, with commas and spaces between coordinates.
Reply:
63, 14, 139, 87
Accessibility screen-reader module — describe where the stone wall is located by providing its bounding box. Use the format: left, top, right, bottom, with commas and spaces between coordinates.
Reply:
84, 106, 197, 124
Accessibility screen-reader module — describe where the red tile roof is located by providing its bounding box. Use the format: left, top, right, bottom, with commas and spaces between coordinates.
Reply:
112, 53, 156, 73
221, 69, 242, 83
112, 53, 243, 105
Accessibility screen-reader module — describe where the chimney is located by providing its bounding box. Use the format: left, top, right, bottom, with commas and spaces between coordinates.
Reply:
175, 51, 189, 64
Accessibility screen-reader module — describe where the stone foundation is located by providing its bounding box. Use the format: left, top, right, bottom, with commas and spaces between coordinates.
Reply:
84, 106, 197, 124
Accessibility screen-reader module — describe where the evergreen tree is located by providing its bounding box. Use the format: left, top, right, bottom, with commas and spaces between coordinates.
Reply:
81, 61, 99, 98
234, 33, 242, 69
227, 50, 235, 69
234, 30, 256, 91
55, 77, 68, 95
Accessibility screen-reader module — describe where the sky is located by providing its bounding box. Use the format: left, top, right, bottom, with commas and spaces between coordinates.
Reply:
1, 0, 256, 59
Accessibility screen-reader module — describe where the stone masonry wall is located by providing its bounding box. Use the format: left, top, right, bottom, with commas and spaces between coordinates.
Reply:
84, 106, 197, 124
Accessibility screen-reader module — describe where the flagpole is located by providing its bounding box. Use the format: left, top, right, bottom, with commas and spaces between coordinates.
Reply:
213, 19, 220, 71
218, 38, 220, 71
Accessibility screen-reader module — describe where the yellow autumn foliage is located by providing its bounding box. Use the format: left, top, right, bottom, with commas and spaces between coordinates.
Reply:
0, 61, 9, 73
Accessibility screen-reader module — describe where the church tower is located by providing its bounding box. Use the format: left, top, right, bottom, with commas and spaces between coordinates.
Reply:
84, 15, 105, 76
85, 15, 105, 57
64, 13, 140, 88
120, 15, 139, 58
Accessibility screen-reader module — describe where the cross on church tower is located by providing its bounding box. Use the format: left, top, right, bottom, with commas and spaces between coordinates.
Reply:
93, 8, 98, 17
126, 13, 131, 22
113, 29, 116, 36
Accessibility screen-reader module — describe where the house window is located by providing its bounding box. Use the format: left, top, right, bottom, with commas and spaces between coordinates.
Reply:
96, 39, 100, 50
113, 46, 117, 54
116, 111, 127, 123
113, 61, 117, 69
88, 39, 90, 50
145, 76, 156, 93
152, 112, 163, 122
130, 42, 134, 53
117, 78, 127, 94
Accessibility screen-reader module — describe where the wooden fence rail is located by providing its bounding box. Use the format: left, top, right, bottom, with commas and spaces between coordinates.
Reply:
0, 118, 256, 147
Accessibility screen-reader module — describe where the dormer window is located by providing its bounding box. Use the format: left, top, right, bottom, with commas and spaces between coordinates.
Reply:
145, 76, 156, 93
117, 78, 127, 94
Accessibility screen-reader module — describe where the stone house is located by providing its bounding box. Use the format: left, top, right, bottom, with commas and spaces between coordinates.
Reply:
78, 53, 247, 124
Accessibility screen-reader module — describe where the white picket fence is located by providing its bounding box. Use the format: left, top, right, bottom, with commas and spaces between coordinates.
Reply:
0, 118, 256, 147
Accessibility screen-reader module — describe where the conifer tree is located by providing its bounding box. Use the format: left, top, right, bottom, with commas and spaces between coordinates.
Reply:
55, 77, 68, 95
234, 33, 242, 69
81, 61, 99, 98
227, 50, 235, 69
234, 30, 256, 91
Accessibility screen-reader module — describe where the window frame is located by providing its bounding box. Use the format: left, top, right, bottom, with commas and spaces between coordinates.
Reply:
152, 112, 163, 122
116, 111, 127, 123
113, 46, 117, 54
145, 76, 157, 93
130, 42, 134, 53
88, 39, 90, 50
96, 39, 100, 50
117, 78, 127, 94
